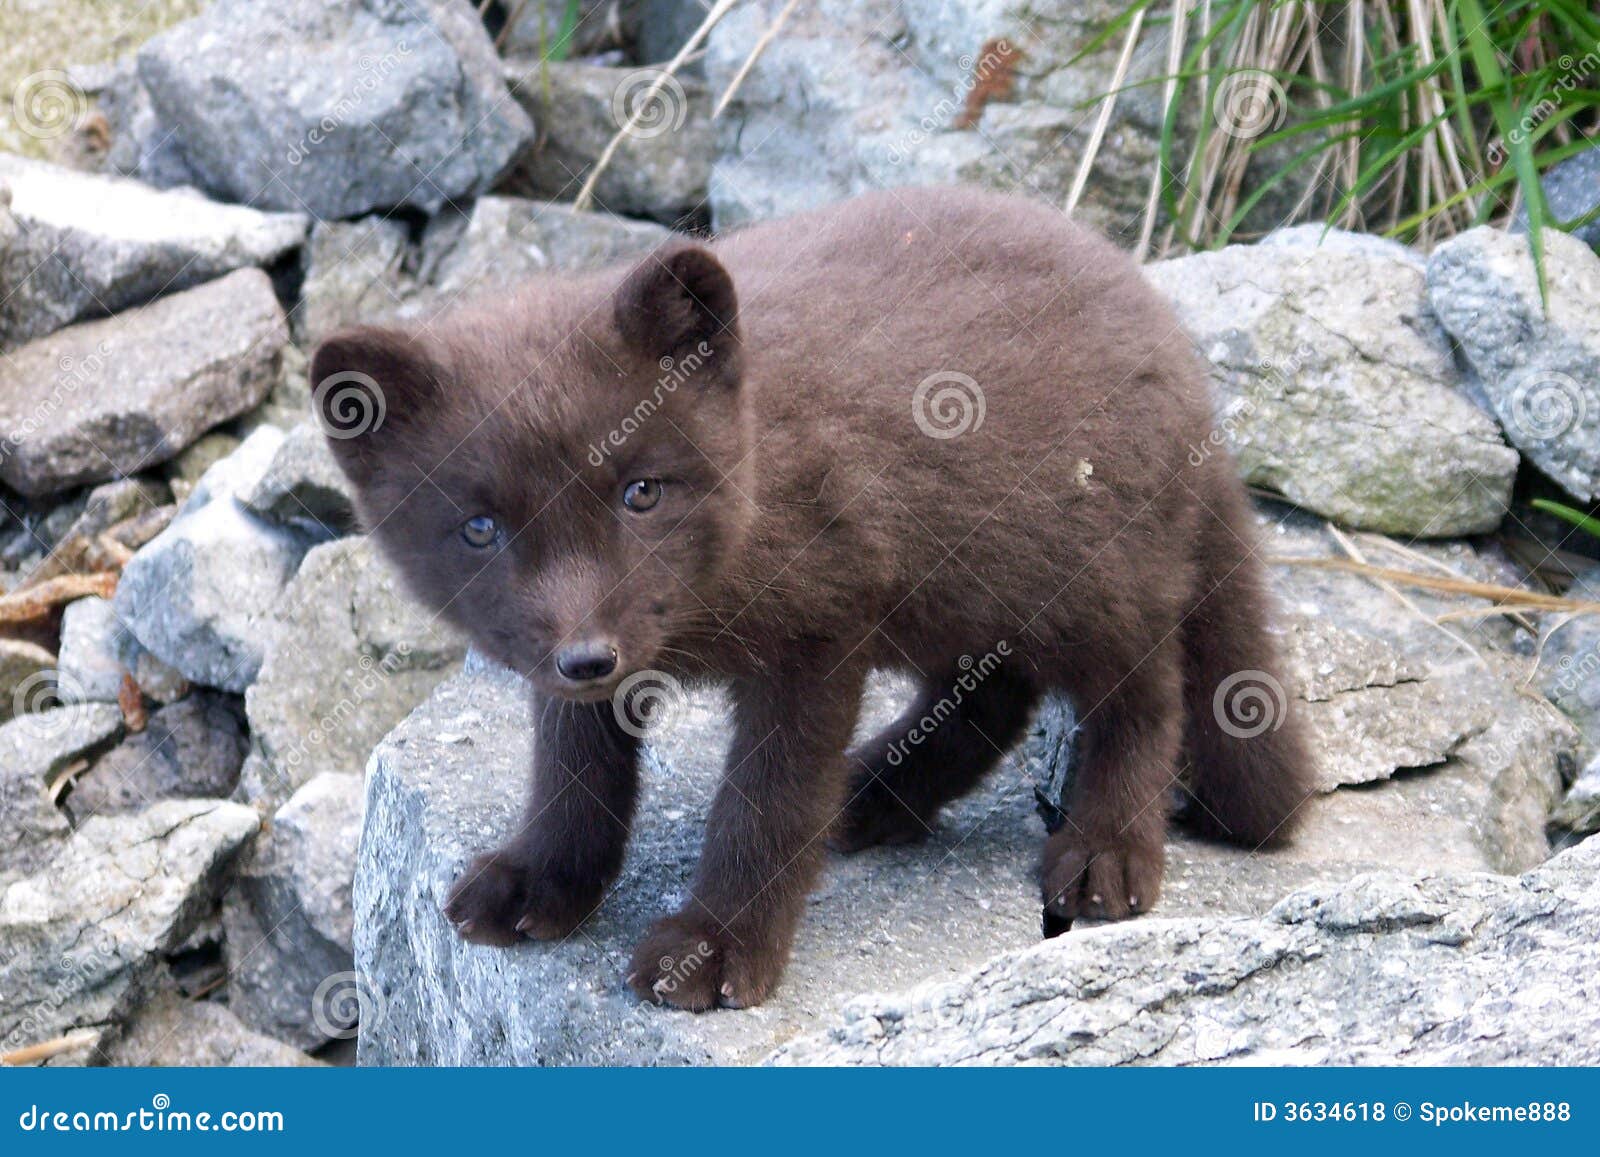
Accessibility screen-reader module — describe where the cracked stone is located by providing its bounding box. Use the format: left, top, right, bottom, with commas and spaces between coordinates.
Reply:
0, 799, 258, 1063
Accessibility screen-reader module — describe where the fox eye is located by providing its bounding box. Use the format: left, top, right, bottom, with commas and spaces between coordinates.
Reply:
622, 479, 663, 512
460, 515, 500, 548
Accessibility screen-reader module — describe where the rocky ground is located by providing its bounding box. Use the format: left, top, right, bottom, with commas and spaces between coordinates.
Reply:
1, 0, 1597, 1068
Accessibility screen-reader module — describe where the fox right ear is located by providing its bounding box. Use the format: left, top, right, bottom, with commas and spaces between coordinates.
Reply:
309, 325, 442, 487
613, 243, 739, 362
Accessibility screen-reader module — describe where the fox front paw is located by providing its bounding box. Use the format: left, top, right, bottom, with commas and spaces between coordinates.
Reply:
1040, 826, 1164, 936
626, 915, 783, 1011
442, 848, 598, 946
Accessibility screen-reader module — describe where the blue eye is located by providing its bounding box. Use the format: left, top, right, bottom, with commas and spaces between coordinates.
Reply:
461, 515, 499, 548
623, 479, 663, 512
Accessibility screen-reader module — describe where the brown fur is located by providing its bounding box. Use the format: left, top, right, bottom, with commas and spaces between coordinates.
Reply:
312, 187, 1312, 1010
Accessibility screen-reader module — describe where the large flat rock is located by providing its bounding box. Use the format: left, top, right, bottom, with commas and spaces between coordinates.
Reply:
0, 268, 287, 496
0, 154, 305, 348
773, 835, 1600, 1066
109, 0, 531, 219
356, 550, 1571, 1066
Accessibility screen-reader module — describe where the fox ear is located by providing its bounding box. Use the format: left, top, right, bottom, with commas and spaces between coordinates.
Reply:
309, 325, 443, 487
613, 243, 739, 362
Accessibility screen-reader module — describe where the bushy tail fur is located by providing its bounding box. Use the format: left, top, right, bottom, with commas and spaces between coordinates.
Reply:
1178, 459, 1312, 847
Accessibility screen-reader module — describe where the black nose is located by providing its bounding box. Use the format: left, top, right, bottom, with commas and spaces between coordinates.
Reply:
555, 639, 619, 682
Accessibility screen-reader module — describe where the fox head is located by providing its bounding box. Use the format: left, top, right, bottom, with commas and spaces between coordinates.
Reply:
310, 243, 754, 700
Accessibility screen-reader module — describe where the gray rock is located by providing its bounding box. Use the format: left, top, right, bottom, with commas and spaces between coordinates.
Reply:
1554, 753, 1600, 835
0, 702, 125, 880
0, 154, 306, 348
114, 0, 532, 220
0, 639, 57, 723
224, 772, 363, 1050
57, 597, 135, 704
239, 536, 464, 812
0, 268, 288, 496
101, 989, 325, 1067
242, 421, 357, 537
1145, 236, 1517, 535
771, 836, 1600, 1065
1427, 226, 1600, 502
166, 432, 243, 498
706, 1, 1304, 244
1536, 567, 1600, 756
503, 59, 713, 222
354, 591, 1569, 1065
297, 196, 670, 344
0, 800, 258, 1063
1512, 147, 1600, 248
56, 586, 188, 710
67, 692, 247, 819
115, 427, 320, 693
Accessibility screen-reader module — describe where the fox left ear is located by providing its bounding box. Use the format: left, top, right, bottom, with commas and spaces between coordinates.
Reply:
613, 242, 739, 363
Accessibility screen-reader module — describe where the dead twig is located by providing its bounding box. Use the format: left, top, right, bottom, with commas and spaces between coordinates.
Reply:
713, 0, 802, 119
2, 1030, 99, 1066
1270, 555, 1600, 615
1064, 6, 1146, 218
572, 0, 740, 211
0, 572, 118, 625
